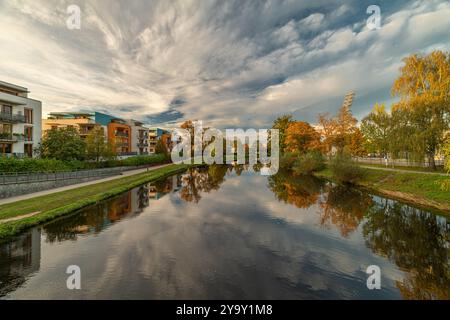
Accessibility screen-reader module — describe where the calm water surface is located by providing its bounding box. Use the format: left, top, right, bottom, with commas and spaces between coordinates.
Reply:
1, 166, 448, 299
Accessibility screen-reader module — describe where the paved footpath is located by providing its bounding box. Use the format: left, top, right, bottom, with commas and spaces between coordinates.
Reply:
0, 164, 170, 206
360, 165, 450, 176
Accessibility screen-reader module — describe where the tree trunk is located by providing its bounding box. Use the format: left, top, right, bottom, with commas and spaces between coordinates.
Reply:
428, 154, 436, 171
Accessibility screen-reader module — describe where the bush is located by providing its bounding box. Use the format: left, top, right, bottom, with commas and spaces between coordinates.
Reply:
292, 151, 325, 175
279, 152, 298, 170
0, 154, 168, 173
329, 153, 366, 184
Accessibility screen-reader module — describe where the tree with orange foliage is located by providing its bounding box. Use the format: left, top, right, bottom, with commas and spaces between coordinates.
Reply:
284, 121, 322, 154
318, 104, 359, 155
346, 128, 367, 156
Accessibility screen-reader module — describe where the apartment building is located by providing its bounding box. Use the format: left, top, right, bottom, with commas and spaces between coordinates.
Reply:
43, 111, 132, 156
148, 127, 172, 154
0, 81, 42, 157
43, 112, 101, 139
126, 119, 149, 155
107, 119, 132, 155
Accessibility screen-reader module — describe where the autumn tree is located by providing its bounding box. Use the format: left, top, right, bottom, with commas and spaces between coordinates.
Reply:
318, 104, 358, 155
284, 121, 321, 154
346, 128, 367, 156
392, 50, 450, 169
271, 114, 294, 154
86, 126, 116, 162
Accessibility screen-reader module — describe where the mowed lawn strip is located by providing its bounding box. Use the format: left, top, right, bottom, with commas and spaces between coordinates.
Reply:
0, 164, 189, 240
315, 166, 450, 211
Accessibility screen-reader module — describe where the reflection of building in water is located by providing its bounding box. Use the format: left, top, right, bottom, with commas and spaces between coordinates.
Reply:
107, 192, 132, 222
0, 229, 41, 296
131, 186, 150, 213
148, 175, 182, 200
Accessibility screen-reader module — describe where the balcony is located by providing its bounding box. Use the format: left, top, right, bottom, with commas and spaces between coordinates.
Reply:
115, 131, 129, 137
0, 133, 22, 142
0, 112, 26, 123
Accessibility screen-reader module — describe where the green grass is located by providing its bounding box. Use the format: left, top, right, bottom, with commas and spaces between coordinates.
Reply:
356, 162, 446, 173
0, 164, 189, 241
315, 166, 450, 213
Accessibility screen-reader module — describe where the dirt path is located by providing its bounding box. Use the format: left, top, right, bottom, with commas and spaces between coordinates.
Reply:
0, 211, 41, 224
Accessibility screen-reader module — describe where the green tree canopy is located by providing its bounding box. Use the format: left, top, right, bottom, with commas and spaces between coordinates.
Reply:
38, 127, 86, 161
86, 126, 116, 162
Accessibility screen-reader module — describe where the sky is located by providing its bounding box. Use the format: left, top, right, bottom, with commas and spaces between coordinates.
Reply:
0, 0, 449, 129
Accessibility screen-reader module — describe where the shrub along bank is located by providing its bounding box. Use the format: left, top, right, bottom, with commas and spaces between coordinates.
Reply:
0, 154, 168, 173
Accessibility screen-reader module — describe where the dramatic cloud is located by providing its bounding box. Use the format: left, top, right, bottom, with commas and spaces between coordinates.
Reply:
0, 0, 449, 128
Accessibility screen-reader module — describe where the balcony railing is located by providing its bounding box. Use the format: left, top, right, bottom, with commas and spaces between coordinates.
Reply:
0, 112, 26, 123
0, 133, 22, 142
115, 131, 129, 137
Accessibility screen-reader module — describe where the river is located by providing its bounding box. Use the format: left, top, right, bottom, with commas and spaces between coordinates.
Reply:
1, 165, 448, 299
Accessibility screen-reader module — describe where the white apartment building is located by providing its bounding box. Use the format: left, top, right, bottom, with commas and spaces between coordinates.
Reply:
0, 80, 42, 157
126, 119, 149, 155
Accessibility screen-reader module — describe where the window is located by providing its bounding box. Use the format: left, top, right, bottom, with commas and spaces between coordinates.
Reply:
25, 127, 33, 141
24, 108, 33, 124
25, 144, 33, 157
0, 123, 12, 134
0, 143, 12, 154
1, 105, 12, 115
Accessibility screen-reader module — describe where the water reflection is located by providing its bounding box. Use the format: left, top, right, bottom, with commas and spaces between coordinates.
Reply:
319, 184, 373, 238
268, 170, 323, 209
179, 165, 228, 203
0, 166, 448, 299
0, 229, 41, 296
363, 201, 449, 299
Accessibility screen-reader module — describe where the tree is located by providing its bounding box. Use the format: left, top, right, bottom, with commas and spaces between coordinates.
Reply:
346, 128, 367, 156
86, 126, 115, 162
271, 114, 294, 154
334, 104, 358, 153
318, 104, 358, 155
442, 137, 450, 190
38, 127, 86, 161
392, 50, 450, 169
155, 139, 169, 158
284, 121, 321, 154
361, 103, 391, 156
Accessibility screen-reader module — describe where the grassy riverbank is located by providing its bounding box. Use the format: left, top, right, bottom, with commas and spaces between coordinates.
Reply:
315, 166, 450, 214
0, 164, 189, 241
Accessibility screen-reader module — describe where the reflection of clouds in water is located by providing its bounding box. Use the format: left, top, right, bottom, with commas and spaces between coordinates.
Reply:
6, 170, 445, 299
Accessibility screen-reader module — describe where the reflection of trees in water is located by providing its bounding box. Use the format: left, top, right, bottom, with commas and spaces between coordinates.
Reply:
363, 201, 450, 300
319, 184, 373, 237
43, 192, 135, 243
267, 171, 449, 299
268, 170, 324, 209
180, 165, 228, 203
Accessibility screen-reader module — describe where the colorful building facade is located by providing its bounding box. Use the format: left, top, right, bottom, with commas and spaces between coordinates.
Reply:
0, 80, 42, 158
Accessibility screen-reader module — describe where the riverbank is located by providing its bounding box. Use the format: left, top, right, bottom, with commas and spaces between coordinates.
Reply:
314, 166, 450, 215
0, 164, 190, 241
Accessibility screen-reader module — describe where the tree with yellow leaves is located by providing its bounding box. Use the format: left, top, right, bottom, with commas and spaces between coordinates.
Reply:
392, 50, 450, 169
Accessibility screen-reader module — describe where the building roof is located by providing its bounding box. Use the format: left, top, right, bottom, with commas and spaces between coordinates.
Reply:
0, 80, 29, 92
